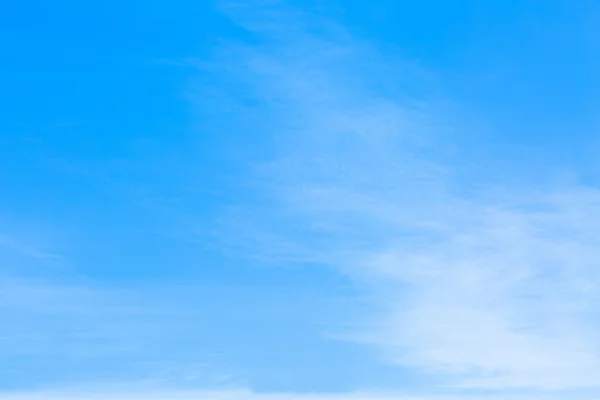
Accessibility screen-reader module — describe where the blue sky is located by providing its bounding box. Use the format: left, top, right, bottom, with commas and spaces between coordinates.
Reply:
2, 0, 600, 399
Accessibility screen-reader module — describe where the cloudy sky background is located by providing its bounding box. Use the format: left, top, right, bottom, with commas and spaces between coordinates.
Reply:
2, 0, 600, 399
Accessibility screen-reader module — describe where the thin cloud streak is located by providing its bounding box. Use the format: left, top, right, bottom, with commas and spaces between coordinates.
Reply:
212, 1, 600, 392
0, 233, 63, 265
0, 388, 589, 400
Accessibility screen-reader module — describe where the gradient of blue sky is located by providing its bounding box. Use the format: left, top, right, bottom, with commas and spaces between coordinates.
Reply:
2, 0, 600, 399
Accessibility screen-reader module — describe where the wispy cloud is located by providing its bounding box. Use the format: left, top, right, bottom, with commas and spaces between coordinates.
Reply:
208, 1, 600, 394
0, 387, 593, 400
3, 1, 598, 398
0, 233, 63, 265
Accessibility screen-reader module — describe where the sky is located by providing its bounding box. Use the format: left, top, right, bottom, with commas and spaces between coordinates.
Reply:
1, 0, 600, 399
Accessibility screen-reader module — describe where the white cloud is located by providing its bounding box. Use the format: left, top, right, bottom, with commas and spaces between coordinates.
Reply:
363, 191, 600, 390
0, 388, 588, 400
210, 1, 600, 393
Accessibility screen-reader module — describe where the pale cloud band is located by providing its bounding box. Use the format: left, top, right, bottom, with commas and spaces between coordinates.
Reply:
213, 0, 600, 393
0, 388, 589, 400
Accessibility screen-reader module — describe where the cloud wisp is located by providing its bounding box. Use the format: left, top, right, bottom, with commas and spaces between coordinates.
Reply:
3, 2, 600, 399
210, 1, 600, 393
0, 388, 593, 400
